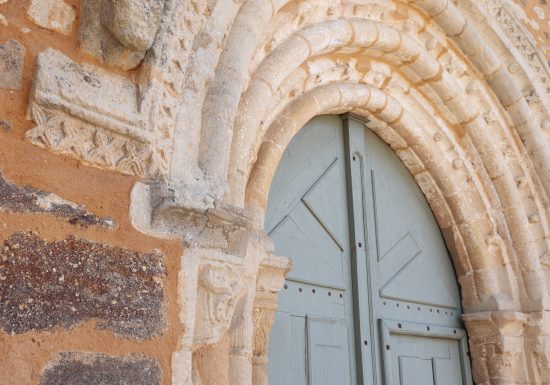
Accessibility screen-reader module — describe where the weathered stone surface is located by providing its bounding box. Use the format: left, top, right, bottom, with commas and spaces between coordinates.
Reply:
27, 0, 75, 35
12, 0, 550, 384
26, 49, 168, 177
0, 171, 115, 228
101, 0, 164, 51
79, 0, 163, 70
0, 232, 166, 339
39, 352, 161, 385
0, 39, 24, 90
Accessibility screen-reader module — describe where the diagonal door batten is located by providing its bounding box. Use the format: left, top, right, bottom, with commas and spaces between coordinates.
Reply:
267, 115, 472, 385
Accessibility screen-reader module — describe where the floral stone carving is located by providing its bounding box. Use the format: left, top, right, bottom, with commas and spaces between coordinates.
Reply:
195, 262, 243, 345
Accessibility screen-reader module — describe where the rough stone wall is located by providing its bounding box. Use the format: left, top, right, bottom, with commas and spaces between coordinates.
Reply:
1, 1, 550, 385
0, 3, 182, 385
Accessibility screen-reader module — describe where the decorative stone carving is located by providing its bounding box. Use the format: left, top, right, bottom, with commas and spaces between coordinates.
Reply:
195, 261, 243, 345
252, 256, 291, 385
464, 311, 529, 385
171, 247, 246, 385
481, 0, 550, 101
26, 49, 167, 177
79, 0, 164, 70
26, 0, 549, 384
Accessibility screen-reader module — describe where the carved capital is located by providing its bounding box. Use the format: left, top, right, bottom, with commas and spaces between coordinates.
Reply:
522, 311, 550, 382
463, 311, 529, 385
194, 254, 245, 345
251, 256, 291, 385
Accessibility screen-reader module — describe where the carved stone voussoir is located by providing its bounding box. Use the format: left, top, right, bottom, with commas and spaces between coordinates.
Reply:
26, 49, 168, 177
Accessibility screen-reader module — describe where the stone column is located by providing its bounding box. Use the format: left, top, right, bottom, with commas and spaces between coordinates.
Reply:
252, 256, 291, 385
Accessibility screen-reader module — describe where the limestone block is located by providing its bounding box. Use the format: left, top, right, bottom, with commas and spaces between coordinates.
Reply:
79, 0, 164, 70
27, 0, 75, 35
0, 39, 24, 90
26, 49, 167, 177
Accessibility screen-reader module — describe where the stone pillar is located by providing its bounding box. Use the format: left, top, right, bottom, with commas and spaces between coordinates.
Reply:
172, 247, 246, 385
134, 182, 291, 385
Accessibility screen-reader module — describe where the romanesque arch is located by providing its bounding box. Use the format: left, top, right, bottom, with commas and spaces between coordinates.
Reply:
190, 2, 550, 383
205, 1, 550, 384
21, 0, 550, 384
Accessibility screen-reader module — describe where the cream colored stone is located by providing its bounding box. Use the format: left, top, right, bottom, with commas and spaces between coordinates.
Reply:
27, 0, 75, 35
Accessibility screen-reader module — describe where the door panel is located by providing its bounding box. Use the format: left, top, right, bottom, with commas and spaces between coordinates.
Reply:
399, 357, 434, 385
267, 115, 472, 385
308, 317, 352, 385
268, 313, 308, 385
360, 124, 462, 315
380, 320, 470, 385
267, 115, 356, 385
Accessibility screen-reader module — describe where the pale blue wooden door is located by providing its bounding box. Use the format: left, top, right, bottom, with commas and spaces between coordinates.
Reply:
266, 115, 357, 385
266, 115, 472, 385
345, 117, 472, 385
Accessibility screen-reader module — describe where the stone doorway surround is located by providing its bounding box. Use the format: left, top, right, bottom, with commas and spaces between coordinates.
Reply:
25, 0, 550, 384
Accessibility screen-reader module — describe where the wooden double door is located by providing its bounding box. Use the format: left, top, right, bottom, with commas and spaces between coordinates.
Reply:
266, 115, 473, 385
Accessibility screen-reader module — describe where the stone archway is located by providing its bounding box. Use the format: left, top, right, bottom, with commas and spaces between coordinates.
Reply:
22, 0, 550, 384
224, 3, 550, 385
244, 84, 539, 384
141, 1, 550, 383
